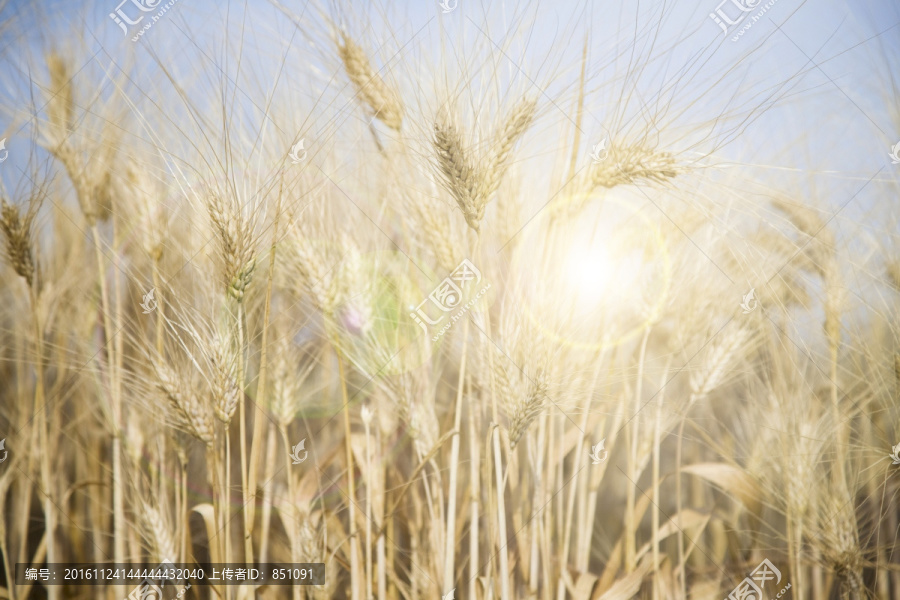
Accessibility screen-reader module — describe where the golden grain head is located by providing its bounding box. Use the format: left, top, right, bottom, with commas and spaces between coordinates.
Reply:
206, 192, 257, 301
45, 51, 75, 135
338, 35, 403, 130
482, 97, 537, 198
142, 505, 176, 562
433, 120, 488, 231
270, 333, 310, 427
817, 496, 863, 595
0, 199, 36, 287
155, 362, 215, 446
507, 374, 547, 449
592, 143, 679, 189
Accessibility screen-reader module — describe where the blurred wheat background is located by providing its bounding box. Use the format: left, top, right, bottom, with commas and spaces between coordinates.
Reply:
1, 0, 900, 598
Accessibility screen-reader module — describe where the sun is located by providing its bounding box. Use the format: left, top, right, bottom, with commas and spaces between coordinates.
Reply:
560, 231, 642, 317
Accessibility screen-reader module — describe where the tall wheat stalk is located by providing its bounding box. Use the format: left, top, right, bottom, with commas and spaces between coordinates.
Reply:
442, 317, 469, 594
337, 350, 362, 600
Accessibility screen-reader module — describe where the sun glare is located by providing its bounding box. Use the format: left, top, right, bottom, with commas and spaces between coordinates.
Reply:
561, 233, 642, 316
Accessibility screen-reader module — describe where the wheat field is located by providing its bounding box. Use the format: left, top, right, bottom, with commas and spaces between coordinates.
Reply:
1, 0, 900, 598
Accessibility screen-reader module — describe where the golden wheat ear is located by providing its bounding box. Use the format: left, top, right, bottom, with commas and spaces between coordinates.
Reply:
507, 373, 547, 450
45, 51, 75, 141
206, 191, 258, 302
591, 142, 680, 189
433, 118, 483, 231
0, 197, 38, 289
337, 34, 403, 131
481, 97, 538, 197
154, 361, 216, 447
